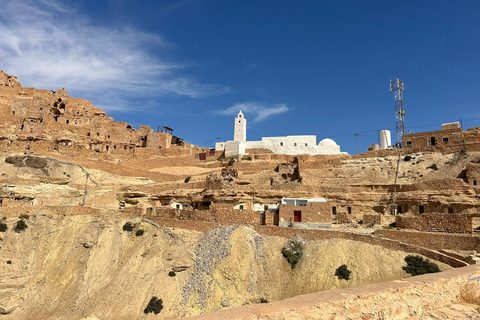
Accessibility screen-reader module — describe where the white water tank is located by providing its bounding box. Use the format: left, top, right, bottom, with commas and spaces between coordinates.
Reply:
379, 129, 391, 149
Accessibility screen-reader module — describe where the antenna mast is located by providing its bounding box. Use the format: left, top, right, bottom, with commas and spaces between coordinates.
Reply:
390, 78, 405, 146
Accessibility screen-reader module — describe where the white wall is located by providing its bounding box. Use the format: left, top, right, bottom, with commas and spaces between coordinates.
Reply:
215, 142, 226, 151
246, 135, 318, 155
224, 141, 245, 157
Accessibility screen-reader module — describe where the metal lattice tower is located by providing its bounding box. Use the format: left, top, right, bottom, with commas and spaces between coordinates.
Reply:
390, 78, 405, 146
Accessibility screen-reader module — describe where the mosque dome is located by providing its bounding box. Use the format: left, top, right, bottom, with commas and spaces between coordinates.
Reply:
318, 138, 338, 147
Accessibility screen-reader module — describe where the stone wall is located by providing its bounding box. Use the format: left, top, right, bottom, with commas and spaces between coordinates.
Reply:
155, 208, 262, 225
396, 213, 475, 233
402, 127, 464, 148
336, 212, 350, 224
374, 229, 480, 251
363, 214, 382, 226
278, 202, 331, 224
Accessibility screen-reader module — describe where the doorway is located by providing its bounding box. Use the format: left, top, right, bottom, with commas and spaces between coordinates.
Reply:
430, 137, 436, 146
293, 210, 302, 222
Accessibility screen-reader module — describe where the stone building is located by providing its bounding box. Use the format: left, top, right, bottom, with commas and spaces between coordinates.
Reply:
0, 70, 199, 155
278, 197, 332, 229
402, 122, 464, 148
216, 111, 346, 157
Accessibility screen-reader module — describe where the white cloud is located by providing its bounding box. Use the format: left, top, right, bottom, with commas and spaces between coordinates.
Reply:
0, 0, 227, 112
218, 102, 289, 123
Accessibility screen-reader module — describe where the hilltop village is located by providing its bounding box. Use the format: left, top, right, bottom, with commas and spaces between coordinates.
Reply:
0, 71, 479, 319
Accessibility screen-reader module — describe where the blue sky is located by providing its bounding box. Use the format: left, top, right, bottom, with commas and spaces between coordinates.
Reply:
1, 0, 480, 154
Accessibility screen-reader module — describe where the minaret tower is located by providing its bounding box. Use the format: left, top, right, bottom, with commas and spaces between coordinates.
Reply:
234, 110, 247, 142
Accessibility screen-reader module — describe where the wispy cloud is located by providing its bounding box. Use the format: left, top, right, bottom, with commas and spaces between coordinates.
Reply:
218, 101, 289, 123
0, 0, 227, 112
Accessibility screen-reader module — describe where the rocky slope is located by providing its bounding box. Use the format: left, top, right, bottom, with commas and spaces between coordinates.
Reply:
0, 215, 446, 319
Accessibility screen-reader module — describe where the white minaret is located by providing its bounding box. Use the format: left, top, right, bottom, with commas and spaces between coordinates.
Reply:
234, 110, 247, 142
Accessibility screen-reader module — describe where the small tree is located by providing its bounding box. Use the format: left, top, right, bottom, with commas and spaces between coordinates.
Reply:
14, 220, 27, 233
135, 229, 145, 237
0, 222, 7, 232
122, 222, 134, 232
144, 296, 163, 314
281, 239, 304, 269
168, 271, 176, 277
404, 155, 412, 161
427, 164, 438, 170
402, 255, 440, 276
184, 176, 191, 183
335, 264, 351, 280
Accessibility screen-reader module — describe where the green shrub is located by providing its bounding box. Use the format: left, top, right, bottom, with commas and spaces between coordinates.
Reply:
184, 176, 191, 183
168, 271, 176, 277
404, 155, 412, 161
402, 255, 440, 276
122, 222, 134, 232
427, 164, 438, 170
6, 260, 11, 265
144, 296, 163, 314
281, 239, 304, 269
0, 222, 7, 232
13, 220, 27, 233
335, 264, 351, 280
228, 158, 235, 166
135, 229, 144, 237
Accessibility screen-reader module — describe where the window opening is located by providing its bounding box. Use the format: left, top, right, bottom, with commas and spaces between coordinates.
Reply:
419, 205, 425, 214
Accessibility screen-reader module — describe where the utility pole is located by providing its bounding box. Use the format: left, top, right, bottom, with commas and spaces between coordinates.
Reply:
354, 133, 358, 154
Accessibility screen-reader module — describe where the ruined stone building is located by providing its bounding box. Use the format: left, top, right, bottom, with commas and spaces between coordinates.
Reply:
216, 110, 346, 157
0, 70, 199, 155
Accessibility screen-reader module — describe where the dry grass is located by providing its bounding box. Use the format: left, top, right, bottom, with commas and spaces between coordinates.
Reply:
459, 281, 480, 305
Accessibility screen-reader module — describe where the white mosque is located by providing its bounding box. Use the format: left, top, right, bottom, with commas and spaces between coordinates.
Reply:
215, 111, 346, 157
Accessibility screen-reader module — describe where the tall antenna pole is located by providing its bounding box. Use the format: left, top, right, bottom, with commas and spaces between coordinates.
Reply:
390, 79, 405, 147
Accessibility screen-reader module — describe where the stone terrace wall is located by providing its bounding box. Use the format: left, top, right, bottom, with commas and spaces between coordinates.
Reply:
155, 208, 262, 225
375, 229, 480, 252
396, 213, 475, 233
185, 264, 480, 320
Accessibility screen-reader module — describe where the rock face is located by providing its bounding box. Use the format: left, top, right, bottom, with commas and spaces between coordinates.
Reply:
0, 216, 435, 319
0, 71, 21, 87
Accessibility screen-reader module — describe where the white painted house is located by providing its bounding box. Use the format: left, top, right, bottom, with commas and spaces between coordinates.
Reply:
216, 111, 346, 157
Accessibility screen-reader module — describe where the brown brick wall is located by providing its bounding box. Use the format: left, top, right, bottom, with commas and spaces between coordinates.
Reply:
396, 213, 474, 233
375, 229, 480, 252
279, 202, 331, 224
155, 208, 262, 225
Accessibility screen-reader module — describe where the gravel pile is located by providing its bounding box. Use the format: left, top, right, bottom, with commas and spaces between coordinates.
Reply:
180, 225, 239, 312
